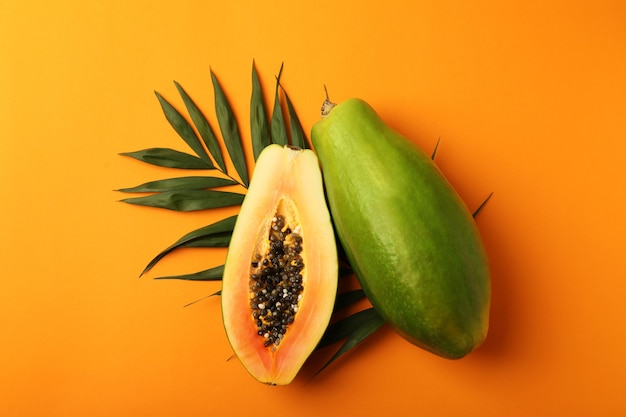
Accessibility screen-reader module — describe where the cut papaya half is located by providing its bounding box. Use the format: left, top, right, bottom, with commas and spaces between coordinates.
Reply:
221, 144, 338, 385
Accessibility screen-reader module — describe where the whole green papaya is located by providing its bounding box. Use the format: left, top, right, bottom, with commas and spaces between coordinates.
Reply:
311, 98, 490, 359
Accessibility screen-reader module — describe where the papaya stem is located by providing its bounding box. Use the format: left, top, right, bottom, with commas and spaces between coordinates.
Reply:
321, 85, 337, 117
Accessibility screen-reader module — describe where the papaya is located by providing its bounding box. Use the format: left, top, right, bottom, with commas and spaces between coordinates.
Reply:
311, 98, 490, 359
221, 144, 337, 385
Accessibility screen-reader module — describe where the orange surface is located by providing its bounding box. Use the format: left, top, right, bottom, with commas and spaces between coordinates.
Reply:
1, 1, 625, 415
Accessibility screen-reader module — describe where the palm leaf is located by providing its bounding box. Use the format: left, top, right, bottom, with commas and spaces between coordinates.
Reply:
315, 308, 385, 375
250, 62, 271, 160
120, 148, 213, 169
282, 86, 308, 149
155, 92, 213, 165
174, 81, 227, 172
332, 289, 366, 312
155, 264, 224, 281
270, 63, 288, 146
140, 216, 237, 276
210, 70, 249, 187
120, 190, 244, 212
183, 290, 222, 308
117, 176, 237, 193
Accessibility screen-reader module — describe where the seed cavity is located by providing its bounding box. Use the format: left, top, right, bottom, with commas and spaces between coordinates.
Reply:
250, 214, 304, 349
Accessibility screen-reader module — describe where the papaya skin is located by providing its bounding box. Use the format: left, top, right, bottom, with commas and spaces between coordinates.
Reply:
311, 98, 490, 359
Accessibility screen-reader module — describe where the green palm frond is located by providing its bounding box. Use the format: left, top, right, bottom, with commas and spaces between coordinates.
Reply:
250, 61, 271, 160
315, 308, 385, 375
270, 63, 288, 146
139, 215, 237, 277
119, 148, 213, 169
154, 265, 225, 281
117, 176, 238, 193
210, 70, 249, 187
174, 81, 227, 172
281, 83, 309, 149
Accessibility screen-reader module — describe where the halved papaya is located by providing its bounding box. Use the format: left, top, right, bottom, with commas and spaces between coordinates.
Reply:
221, 144, 337, 385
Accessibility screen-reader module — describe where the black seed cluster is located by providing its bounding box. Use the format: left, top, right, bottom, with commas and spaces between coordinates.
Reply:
250, 215, 304, 349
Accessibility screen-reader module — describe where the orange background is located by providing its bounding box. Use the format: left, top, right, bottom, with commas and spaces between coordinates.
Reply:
2, 1, 626, 415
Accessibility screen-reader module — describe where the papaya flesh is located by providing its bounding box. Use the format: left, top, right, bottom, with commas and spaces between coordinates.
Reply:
221, 144, 337, 385
311, 99, 490, 359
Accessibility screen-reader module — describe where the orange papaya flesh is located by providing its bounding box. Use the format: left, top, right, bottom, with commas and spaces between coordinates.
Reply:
221, 144, 337, 385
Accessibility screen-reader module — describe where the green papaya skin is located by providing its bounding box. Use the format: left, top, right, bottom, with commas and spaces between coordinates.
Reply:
311, 98, 490, 359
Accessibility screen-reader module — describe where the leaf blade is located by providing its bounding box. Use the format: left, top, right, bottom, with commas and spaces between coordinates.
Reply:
143, 233, 232, 276
120, 148, 213, 169
155, 91, 213, 166
317, 307, 383, 350
282, 87, 308, 149
174, 81, 227, 172
140, 216, 237, 276
211, 70, 250, 187
315, 308, 385, 375
183, 290, 222, 308
270, 63, 288, 146
180, 233, 232, 248
250, 61, 271, 160
333, 289, 366, 312
117, 176, 238, 193
120, 190, 244, 211
154, 265, 225, 281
